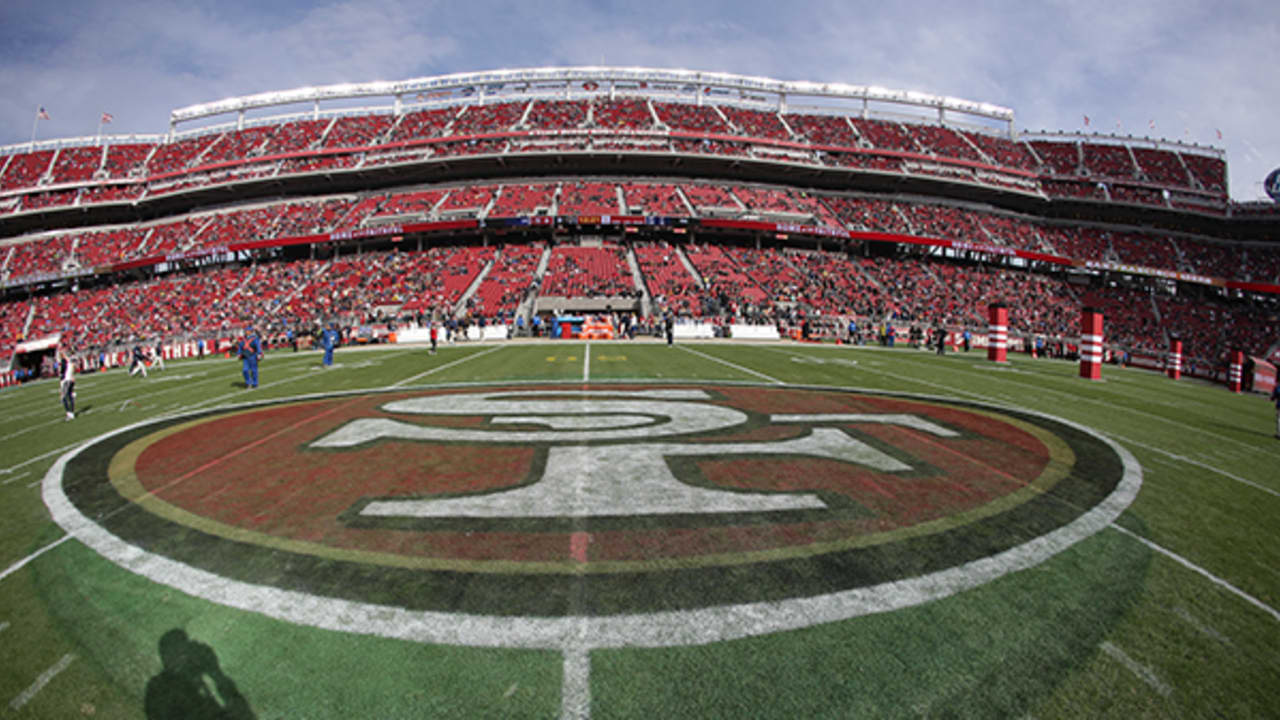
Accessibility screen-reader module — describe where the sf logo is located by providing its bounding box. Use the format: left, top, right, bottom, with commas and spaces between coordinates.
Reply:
310, 389, 958, 519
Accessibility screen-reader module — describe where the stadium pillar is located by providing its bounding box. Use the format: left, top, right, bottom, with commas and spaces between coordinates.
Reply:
1228, 349, 1244, 393
1167, 339, 1182, 380
987, 304, 1008, 363
1079, 308, 1104, 381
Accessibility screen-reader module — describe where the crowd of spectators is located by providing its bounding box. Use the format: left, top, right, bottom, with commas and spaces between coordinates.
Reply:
50, 147, 103, 184
721, 107, 790, 141
2, 231, 1276, 372
450, 102, 527, 136
851, 119, 919, 154
683, 243, 770, 320
0, 102, 1236, 210
491, 183, 556, 216
525, 100, 588, 130
467, 243, 544, 317
912, 125, 984, 163
1132, 147, 1189, 186
261, 120, 327, 155
324, 114, 394, 149
102, 144, 153, 179
622, 183, 688, 216
786, 114, 861, 148
557, 182, 619, 216
653, 102, 730, 134
633, 242, 700, 315
437, 185, 496, 215
1081, 143, 1136, 179
1182, 154, 1228, 193
388, 108, 457, 143
591, 98, 653, 130
540, 245, 634, 298
1, 151, 54, 191
681, 184, 740, 212
1108, 231, 1179, 271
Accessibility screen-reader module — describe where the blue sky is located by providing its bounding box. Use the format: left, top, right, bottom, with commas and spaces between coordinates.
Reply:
1, 0, 1275, 200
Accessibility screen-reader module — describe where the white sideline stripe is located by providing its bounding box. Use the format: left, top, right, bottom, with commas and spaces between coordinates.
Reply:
8, 653, 75, 711
0, 535, 72, 584
1110, 524, 1280, 623
1108, 433, 1280, 500
678, 345, 782, 384
391, 345, 504, 388
560, 648, 591, 720
1099, 642, 1171, 697
583, 343, 591, 383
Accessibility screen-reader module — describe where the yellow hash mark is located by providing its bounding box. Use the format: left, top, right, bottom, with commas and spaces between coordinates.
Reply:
596, 355, 628, 362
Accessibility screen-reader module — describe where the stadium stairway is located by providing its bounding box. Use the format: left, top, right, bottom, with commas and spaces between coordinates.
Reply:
625, 246, 652, 317
455, 255, 495, 318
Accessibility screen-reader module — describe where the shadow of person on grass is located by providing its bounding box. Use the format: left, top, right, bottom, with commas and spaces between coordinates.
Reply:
144, 629, 256, 720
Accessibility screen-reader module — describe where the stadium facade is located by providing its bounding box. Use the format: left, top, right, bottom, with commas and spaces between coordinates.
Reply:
0, 67, 1276, 383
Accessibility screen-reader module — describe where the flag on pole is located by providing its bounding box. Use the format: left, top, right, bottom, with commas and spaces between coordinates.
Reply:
1148, 119, 1156, 130
100, 112, 114, 124
1083, 115, 1090, 126
1216, 128, 1223, 140
37, 106, 50, 120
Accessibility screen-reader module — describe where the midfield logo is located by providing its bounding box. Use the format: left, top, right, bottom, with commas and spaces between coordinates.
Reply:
49, 384, 1139, 636
309, 389, 959, 520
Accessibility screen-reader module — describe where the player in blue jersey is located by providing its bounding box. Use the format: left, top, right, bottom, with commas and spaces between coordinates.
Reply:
321, 323, 339, 367
238, 329, 262, 388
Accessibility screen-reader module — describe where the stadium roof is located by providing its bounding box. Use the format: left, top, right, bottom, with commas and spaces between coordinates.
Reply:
169, 66, 1017, 126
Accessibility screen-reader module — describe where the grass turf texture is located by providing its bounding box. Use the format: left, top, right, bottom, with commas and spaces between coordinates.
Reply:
0, 340, 1277, 718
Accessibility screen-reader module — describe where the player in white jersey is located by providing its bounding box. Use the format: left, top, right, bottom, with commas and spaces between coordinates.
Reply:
59, 351, 76, 421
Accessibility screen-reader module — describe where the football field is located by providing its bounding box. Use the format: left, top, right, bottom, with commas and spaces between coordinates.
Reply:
1, 339, 1278, 718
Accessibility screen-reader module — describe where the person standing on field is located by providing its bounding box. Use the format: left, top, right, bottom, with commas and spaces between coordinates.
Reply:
1271, 383, 1280, 439
59, 350, 76, 421
321, 323, 339, 367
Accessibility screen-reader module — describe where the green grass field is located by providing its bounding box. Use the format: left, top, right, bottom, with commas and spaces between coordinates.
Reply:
2, 339, 1278, 719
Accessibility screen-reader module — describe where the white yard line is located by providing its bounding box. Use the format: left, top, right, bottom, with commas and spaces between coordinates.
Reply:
560, 648, 591, 720
391, 345, 505, 388
1, 440, 88, 480
1099, 642, 1172, 697
0, 621, 9, 635
0, 535, 73, 584
1109, 524, 1280, 623
583, 343, 591, 384
8, 653, 75, 711
1106, 433, 1280, 500
1173, 606, 1232, 645
893, 352, 1273, 460
679, 345, 782, 384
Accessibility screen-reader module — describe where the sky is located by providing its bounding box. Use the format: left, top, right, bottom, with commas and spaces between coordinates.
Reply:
0, 0, 1276, 200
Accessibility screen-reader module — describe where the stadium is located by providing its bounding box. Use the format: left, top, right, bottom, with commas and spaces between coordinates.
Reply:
1, 66, 1278, 718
